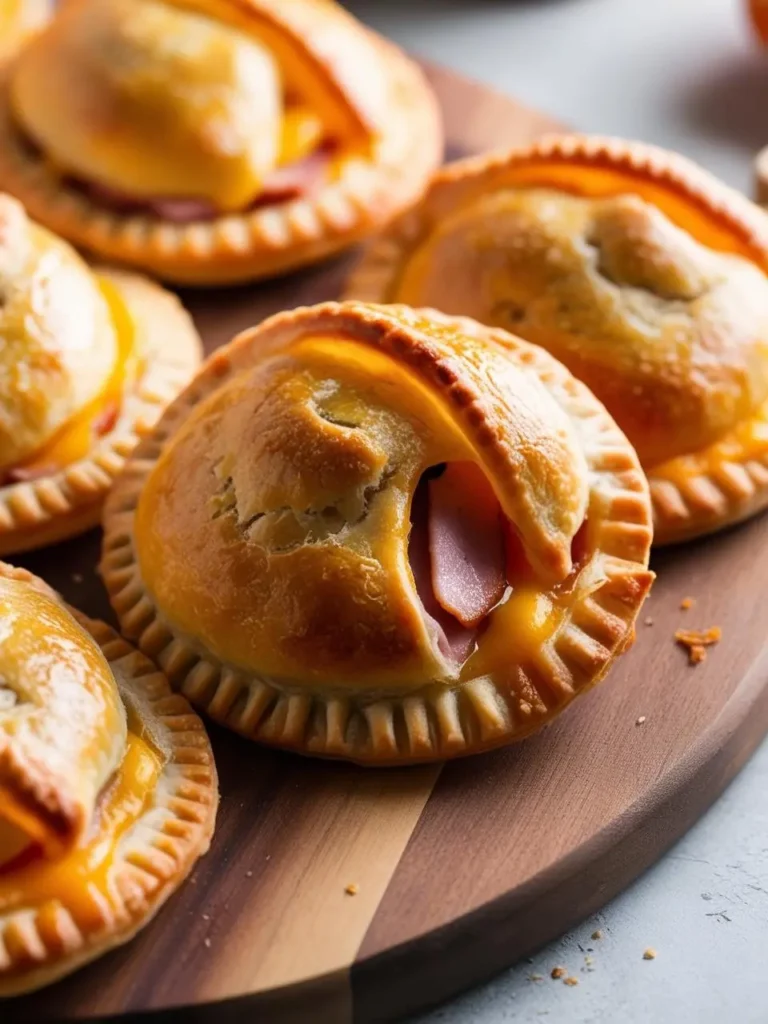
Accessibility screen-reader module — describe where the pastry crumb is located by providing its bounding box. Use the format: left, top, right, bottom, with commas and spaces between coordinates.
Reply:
203, 937, 211, 949
644, 617, 654, 626
591, 930, 603, 940
563, 976, 579, 987
551, 966, 567, 979
636, 715, 647, 726
529, 974, 544, 982
680, 597, 695, 610
345, 883, 359, 896
643, 948, 656, 960
201, 913, 210, 921
675, 626, 721, 665
245, 870, 253, 878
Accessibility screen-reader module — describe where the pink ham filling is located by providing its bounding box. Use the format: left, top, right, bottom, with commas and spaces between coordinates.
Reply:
71, 147, 333, 223
409, 463, 508, 666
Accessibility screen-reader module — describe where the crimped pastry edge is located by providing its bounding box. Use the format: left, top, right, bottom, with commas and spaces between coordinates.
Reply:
0, 268, 202, 556
101, 302, 654, 765
0, 563, 218, 998
0, 34, 442, 285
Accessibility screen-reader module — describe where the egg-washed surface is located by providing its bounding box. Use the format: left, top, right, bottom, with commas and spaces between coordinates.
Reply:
346, 135, 768, 544
0, 0, 442, 283
0, 194, 201, 556
0, 0, 49, 62
0, 562, 217, 997
102, 301, 653, 764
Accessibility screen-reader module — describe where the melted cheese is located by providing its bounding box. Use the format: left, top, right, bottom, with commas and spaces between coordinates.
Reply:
462, 588, 562, 681
0, 819, 31, 870
279, 106, 324, 166
7, 279, 139, 480
0, 733, 162, 926
650, 398, 768, 484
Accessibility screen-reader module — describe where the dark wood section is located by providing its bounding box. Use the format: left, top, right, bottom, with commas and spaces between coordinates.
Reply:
8, 63, 767, 1024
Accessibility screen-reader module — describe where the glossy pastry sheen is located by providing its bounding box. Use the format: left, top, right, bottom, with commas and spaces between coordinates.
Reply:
102, 302, 653, 765
0, 563, 217, 996
0, 0, 442, 284
0, 1, 49, 62
347, 135, 768, 544
0, 193, 201, 554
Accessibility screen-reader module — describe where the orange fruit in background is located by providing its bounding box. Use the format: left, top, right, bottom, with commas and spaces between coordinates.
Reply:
749, 0, 768, 45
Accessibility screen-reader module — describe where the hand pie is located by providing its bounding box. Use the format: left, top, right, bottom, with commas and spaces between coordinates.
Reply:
0, 193, 201, 555
347, 135, 768, 544
0, 1, 49, 62
0, 0, 442, 285
102, 302, 653, 765
0, 562, 217, 996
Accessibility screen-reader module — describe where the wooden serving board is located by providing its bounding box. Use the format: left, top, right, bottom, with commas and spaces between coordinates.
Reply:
9, 63, 768, 1024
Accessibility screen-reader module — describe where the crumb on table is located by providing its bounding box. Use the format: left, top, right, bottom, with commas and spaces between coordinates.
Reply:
644, 617, 654, 627
345, 883, 359, 896
675, 626, 722, 665
643, 948, 657, 960
551, 966, 567, 979
636, 715, 647, 726
680, 597, 695, 610
591, 930, 603, 940
563, 976, 579, 987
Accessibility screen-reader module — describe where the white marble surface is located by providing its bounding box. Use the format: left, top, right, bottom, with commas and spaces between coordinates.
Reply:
342, 1, 768, 1020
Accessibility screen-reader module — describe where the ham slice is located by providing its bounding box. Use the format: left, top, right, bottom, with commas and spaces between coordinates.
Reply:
428, 462, 507, 628
409, 472, 479, 664
74, 148, 331, 223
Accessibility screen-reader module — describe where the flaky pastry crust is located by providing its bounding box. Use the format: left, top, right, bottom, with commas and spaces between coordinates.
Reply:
0, 562, 217, 997
0, 198, 202, 556
0, 1, 50, 63
0, 0, 442, 284
102, 301, 653, 765
347, 134, 768, 544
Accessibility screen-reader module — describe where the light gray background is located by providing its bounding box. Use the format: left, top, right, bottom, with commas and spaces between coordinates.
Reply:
343, 1, 768, 1021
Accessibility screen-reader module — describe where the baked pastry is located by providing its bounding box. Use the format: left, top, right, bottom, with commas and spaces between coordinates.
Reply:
0, 1, 49, 63
0, 0, 442, 285
102, 301, 653, 765
0, 193, 201, 555
0, 562, 217, 996
347, 135, 768, 544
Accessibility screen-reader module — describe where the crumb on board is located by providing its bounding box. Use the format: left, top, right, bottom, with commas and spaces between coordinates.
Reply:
345, 883, 359, 896
675, 626, 722, 665
644, 617, 654, 626
202, 913, 210, 921
636, 716, 647, 726
203, 937, 211, 949
643, 948, 657, 960
563, 977, 579, 987
245, 870, 253, 878
591, 930, 603, 940
680, 597, 695, 610
551, 966, 567, 979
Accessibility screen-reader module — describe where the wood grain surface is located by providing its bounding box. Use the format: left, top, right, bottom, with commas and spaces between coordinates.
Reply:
8, 63, 768, 1024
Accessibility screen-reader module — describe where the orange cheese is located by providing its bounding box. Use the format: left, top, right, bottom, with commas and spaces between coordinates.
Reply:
279, 106, 324, 166
7, 279, 139, 481
0, 733, 162, 928
462, 588, 562, 682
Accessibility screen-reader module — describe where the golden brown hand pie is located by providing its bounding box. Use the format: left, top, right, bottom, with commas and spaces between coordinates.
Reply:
0, 562, 217, 996
0, 193, 201, 555
0, 0, 442, 285
0, 1, 49, 62
347, 135, 768, 544
102, 301, 653, 765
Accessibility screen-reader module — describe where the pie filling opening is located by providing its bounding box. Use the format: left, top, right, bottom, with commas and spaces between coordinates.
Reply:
0, 278, 141, 486
408, 461, 592, 673
0, 732, 162, 923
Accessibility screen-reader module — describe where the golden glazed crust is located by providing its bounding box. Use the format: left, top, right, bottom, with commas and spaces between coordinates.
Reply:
346, 134, 768, 544
0, 253, 202, 556
0, 0, 442, 284
102, 301, 653, 765
0, 563, 217, 997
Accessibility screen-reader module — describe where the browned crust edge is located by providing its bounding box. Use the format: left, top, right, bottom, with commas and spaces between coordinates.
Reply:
0, 563, 218, 998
